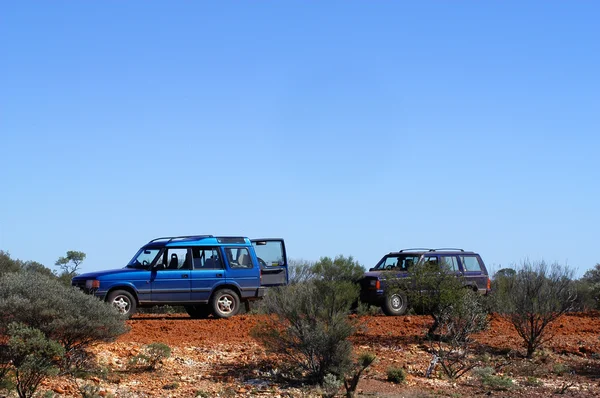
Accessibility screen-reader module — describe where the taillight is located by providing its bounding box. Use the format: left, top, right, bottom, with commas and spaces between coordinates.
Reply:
376, 280, 380, 289
487, 278, 491, 291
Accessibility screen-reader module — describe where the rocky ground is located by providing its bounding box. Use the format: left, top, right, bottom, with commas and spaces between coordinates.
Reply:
35, 312, 600, 397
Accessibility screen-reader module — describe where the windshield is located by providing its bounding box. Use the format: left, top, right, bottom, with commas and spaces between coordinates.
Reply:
127, 247, 161, 269
373, 255, 421, 270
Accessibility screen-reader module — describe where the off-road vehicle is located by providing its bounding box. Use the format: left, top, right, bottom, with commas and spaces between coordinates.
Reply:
72, 235, 288, 318
358, 248, 490, 316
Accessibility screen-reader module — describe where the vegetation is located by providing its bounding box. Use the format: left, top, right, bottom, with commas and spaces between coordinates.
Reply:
493, 261, 575, 358
430, 290, 489, 379
5, 323, 65, 398
251, 255, 363, 385
0, 271, 129, 361
128, 343, 172, 371
386, 366, 406, 384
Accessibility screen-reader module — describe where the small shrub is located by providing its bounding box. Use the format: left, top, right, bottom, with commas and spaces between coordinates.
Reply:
162, 382, 179, 390
386, 367, 406, 384
473, 367, 513, 391
129, 343, 171, 371
7, 323, 65, 398
493, 261, 575, 358
344, 352, 376, 397
0, 272, 129, 358
553, 363, 570, 376
524, 376, 543, 387
320, 373, 342, 398
251, 281, 357, 383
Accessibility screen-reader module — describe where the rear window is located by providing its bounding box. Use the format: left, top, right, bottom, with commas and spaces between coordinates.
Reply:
461, 256, 482, 272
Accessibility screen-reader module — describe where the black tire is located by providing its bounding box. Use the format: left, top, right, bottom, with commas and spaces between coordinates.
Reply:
210, 289, 240, 319
185, 304, 211, 319
382, 291, 408, 316
107, 290, 137, 318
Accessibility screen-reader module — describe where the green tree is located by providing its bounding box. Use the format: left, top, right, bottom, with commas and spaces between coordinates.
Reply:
55, 250, 86, 276
312, 255, 365, 283
494, 261, 575, 358
0, 250, 21, 276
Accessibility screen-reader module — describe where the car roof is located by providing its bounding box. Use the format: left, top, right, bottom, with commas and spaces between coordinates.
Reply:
386, 248, 479, 256
143, 235, 251, 248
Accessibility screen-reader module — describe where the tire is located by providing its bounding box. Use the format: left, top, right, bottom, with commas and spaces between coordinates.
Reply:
210, 289, 240, 319
107, 290, 137, 318
382, 291, 408, 316
185, 304, 211, 319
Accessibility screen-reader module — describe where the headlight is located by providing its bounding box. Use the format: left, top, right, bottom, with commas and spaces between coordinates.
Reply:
85, 280, 100, 289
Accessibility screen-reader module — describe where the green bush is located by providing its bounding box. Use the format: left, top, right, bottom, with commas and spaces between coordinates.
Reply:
312, 255, 365, 283
7, 323, 65, 398
0, 272, 129, 356
251, 281, 357, 383
492, 261, 575, 358
472, 367, 513, 391
129, 343, 172, 371
386, 367, 406, 384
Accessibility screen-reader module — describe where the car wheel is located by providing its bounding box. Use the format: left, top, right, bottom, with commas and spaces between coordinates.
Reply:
107, 290, 137, 318
382, 291, 407, 316
210, 289, 240, 319
185, 304, 211, 319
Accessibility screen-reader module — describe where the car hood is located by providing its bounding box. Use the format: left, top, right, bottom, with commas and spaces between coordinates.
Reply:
73, 268, 148, 280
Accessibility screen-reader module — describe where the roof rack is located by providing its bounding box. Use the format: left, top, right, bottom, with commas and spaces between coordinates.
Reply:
399, 248, 432, 252
149, 235, 214, 243
429, 248, 465, 252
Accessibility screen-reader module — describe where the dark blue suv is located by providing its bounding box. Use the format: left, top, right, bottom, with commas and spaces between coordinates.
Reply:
359, 248, 490, 316
72, 235, 288, 318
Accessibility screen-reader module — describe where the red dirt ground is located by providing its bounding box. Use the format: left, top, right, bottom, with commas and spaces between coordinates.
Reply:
37, 312, 600, 397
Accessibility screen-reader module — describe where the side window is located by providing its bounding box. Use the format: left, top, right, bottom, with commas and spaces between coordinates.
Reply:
252, 241, 285, 267
192, 247, 223, 269
225, 247, 253, 269
382, 257, 399, 269
440, 256, 459, 271
461, 256, 482, 272
423, 256, 438, 267
163, 248, 189, 270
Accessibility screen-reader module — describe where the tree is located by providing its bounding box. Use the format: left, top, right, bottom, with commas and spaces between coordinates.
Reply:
494, 261, 575, 358
312, 255, 365, 283
55, 250, 86, 276
0, 250, 21, 276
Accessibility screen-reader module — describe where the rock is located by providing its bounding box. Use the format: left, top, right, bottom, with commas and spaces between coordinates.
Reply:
237, 387, 248, 393
53, 387, 65, 394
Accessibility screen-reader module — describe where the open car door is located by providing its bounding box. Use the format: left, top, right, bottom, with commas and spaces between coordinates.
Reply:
251, 238, 288, 286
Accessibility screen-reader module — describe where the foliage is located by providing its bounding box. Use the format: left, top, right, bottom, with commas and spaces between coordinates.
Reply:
251, 280, 358, 384
128, 343, 172, 371
430, 290, 489, 379
343, 352, 376, 398
312, 255, 365, 283
320, 373, 342, 398
493, 261, 575, 358
384, 259, 469, 336
0, 271, 129, 357
386, 367, 406, 384
55, 250, 86, 275
0, 250, 21, 276
6, 323, 65, 398
287, 259, 316, 285
572, 263, 600, 310
472, 367, 514, 391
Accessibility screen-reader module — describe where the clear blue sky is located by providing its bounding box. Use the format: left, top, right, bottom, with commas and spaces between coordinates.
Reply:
1, 1, 598, 277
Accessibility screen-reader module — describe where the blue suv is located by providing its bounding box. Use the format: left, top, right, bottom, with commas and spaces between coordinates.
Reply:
359, 248, 490, 316
72, 235, 288, 318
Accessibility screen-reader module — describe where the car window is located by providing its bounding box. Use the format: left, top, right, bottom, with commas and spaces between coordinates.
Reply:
423, 256, 438, 266
440, 256, 459, 271
225, 247, 253, 269
163, 248, 189, 270
192, 247, 223, 269
461, 256, 482, 272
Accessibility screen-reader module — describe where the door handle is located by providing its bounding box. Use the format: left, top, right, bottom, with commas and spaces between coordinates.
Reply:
216, 273, 223, 278
181, 274, 189, 279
